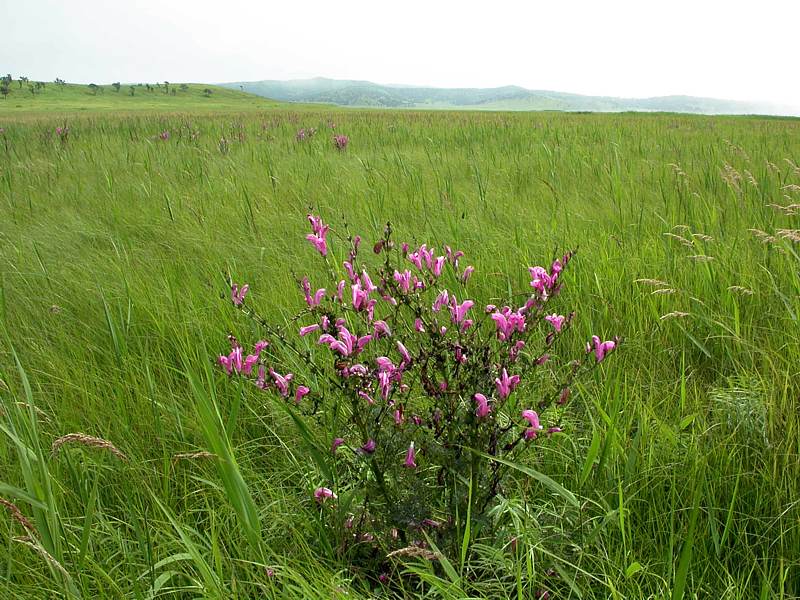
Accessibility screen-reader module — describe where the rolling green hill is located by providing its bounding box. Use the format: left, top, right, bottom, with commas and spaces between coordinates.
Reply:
0, 81, 284, 116
222, 77, 799, 116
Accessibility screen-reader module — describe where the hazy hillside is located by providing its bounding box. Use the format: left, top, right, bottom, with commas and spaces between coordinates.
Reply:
222, 77, 798, 115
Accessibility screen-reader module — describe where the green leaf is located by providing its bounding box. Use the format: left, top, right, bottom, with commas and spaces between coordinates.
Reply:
471, 450, 579, 508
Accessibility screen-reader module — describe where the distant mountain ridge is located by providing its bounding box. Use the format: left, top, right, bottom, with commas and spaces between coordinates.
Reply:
221, 77, 797, 116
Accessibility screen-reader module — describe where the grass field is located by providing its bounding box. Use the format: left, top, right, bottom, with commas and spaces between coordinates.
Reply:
1, 91, 799, 598
0, 82, 283, 116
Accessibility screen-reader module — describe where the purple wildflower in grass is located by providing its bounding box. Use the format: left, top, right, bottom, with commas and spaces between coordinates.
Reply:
159, 130, 170, 141
314, 487, 336, 502
295, 385, 310, 404
474, 393, 491, 418
331, 438, 345, 453
404, 442, 417, 468
305, 214, 329, 257
361, 439, 376, 454
587, 335, 617, 362
333, 134, 349, 150
230, 283, 249, 306
545, 314, 566, 332
522, 409, 544, 440
495, 368, 520, 399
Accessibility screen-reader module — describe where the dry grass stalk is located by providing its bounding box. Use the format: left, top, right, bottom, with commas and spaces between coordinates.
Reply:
660, 311, 691, 320
728, 286, 754, 295
766, 203, 800, 216
651, 288, 677, 295
51, 433, 128, 461
748, 229, 776, 244
13, 536, 71, 578
172, 451, 217, 463
686, 254, 715, 262
776, 229, 800, 243
721, 164, 742, 192
0, 378, 8, 392
0, 497, 39, 538
386, 546, 440, 561
691, 233, 714, 241
663, 233, 693, 247
782, 184, 800, 193
634, 278, 669, 287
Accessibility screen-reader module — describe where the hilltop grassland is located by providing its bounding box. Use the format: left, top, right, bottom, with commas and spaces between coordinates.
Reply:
0, 82, 284, 117
0, 107, 799, 599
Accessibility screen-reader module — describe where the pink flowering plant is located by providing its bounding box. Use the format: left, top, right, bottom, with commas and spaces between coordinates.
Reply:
217, 214, 617, 571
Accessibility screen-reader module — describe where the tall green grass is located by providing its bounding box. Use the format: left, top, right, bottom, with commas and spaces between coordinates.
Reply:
0, 109, 798, 598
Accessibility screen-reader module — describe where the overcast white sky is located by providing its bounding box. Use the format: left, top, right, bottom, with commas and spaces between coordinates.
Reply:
3, 0, 798, 109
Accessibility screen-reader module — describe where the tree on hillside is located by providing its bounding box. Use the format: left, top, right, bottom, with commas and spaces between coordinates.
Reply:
164, 81, 169, 94
28, 85, 35, 96
54, 77, 66, 86
179, 83, 188, 92
19, 76, 29, 88
129, 86, 135, 96
0, 84, 9, 100
88, 83, 99, 95
203, 88, 213, 97
112, 82, 121, 92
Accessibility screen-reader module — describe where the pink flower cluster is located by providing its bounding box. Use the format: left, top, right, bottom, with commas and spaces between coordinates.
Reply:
333, 134, 349, 150
305, 214, 329, 257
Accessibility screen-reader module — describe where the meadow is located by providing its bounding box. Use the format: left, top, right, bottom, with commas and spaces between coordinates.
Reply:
0, 95, 799, 599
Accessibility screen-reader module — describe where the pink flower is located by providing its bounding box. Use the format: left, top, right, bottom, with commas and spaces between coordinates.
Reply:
509, 340, 526, 362
588, 335, 617, 362
318, 333, 348, 355
231, 283, 249, 306
373, 320, 391, 338
404, 442, 417, 468
414, 318, 425, 333
300, 277, 325, 307
432, 256, 446, 277
314, 487, 337, 502
393, 269, 412, 294
461, 265, 475, 283
361, 439, 376, 454
295, 385, 310, 403
449, 297, 474, 324
522, 409, 543, 440
474, 393, 491, 418
495, 368, 521, 399
396, 341, 412, 365
361, 270, 377, 293
306, 233, 328, 257
305, 214, 329, 256
299, 324, 321, 337
269, 368, 293, 397
333, 134, 349, 150
432, 290, 449, 312
376, 356, 395, 371
358, 390, 374, 405
547, 427, 563, 436
545, 314, 566, 333
343, 261, 357, 283
529, 266, 554, 296
331, 438, 345, 453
